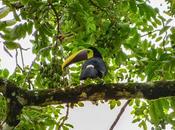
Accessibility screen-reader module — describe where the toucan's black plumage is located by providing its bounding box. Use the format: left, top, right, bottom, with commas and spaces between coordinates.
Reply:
62, 47, 107, 80
80, 47, 107, 80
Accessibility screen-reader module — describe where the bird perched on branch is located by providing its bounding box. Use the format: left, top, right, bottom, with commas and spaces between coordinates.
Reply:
62, 47, 107, 80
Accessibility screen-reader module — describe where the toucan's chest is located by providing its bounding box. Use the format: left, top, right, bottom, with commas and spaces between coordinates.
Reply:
82, 58, 103, 69
80, 57, 107, 80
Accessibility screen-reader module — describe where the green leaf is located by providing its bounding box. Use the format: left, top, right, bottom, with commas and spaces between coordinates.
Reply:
151, 33, 157, 39
27, 22, 33, 34
135, 99, 140, 106
62, 125, 69, 130
139, 120, 147, 130
0, 19, 16, 30
116, 100, 121, 106
0, 6, 10, 19
132, 118, 141, 123
5, 19, 17, 26
155, 18, 161, 25
0, 22, 7, 30
21, 0, 30, 5
129, 0, 137, 12
3, 69, 9, 78
151, 22, 158, 28
166, 19, 173, 25
40, 23, 53, 37
155, 37, 162, 42
65, 123, 74, 128
109, 100, 120, 109
96, 0, 108, 7
4, 41, 21, 50
159, 26, 170, 35
149, 101, 161, 125
77, 102, 84, 107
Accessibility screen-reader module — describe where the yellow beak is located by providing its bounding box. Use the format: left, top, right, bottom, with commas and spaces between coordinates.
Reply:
62, 49, 93, 70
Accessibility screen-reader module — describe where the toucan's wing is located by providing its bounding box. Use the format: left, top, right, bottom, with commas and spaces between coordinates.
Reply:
88, 58, 107, 77
95, 58, 107, 77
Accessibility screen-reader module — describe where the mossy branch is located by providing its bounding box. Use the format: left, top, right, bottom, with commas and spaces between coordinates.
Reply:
1, 79, 175, 106
1, 78, 175, 129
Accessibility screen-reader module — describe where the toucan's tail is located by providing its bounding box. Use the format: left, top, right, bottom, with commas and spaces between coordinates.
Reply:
80, 67, 98, 80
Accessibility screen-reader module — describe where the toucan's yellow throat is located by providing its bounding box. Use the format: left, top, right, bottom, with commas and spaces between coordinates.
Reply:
62, 49, 93, 70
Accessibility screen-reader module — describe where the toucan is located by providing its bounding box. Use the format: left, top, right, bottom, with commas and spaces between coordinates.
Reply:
62, 47, 107, 80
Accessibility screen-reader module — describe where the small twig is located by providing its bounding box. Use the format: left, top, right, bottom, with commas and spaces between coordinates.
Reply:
15, 49, 23, 72
49, 1, 70, 86
49, 1, 62, 56
109, 100, 131, 130
3, 46, 13, 58
49, 2, 60, 33
140, 29, 160, 37
17, 48, 34, 90
20, 47, 30, 51
19, 48, 25, 69
58, 104, 70, 130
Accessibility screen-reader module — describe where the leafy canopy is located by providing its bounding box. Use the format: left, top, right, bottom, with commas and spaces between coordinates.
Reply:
0, 0, 175, 129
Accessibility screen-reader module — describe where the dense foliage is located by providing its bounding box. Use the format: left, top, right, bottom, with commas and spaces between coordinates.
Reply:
0, 0, 175, 129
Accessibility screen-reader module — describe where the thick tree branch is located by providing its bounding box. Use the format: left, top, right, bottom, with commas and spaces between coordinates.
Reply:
1, 79, 175, 106
1, 78, 175, 129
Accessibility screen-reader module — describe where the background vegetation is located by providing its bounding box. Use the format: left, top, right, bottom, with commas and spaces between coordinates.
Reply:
1, 0, 175, 129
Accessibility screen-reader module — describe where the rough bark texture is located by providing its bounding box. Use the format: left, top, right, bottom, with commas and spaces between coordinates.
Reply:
1, 79, 175, 106
1, 78, 175, 129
